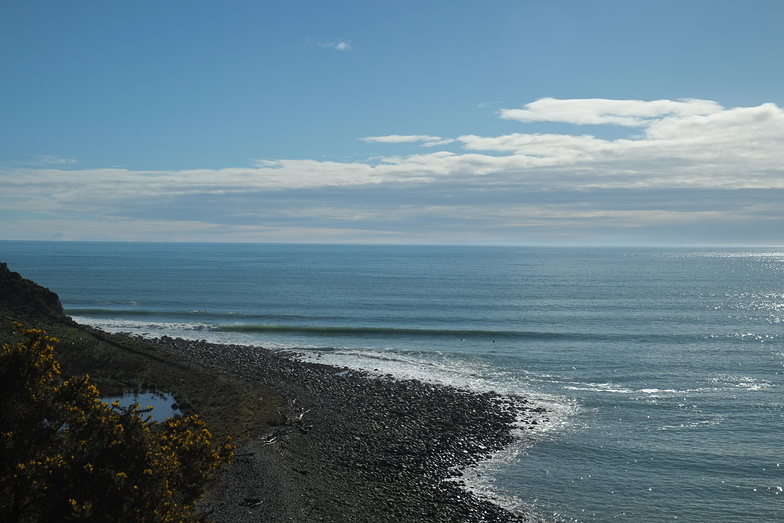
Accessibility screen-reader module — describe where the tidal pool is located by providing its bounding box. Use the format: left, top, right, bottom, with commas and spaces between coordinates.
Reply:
103, 391, 182, 422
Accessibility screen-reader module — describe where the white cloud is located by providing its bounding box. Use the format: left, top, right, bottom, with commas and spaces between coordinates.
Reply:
2, 98, 783, 244
3, 100, 782, 206
21, 155, 78, 166
499, 97, 724, 126
4, 100, 784, 212
316, 40, 352, 51
0, 216, 401, 243
458, 133, 605, 157
421, 139, 455, 147
361, 134, 452, 146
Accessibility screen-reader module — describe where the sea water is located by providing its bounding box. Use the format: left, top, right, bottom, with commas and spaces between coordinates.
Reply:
2, 241, 783, 522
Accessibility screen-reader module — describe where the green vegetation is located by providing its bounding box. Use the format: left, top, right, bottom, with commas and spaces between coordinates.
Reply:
0, 263, 287, 520
0, 326, 233, 521
0, 262, 284, 441
40, 324, 285, 442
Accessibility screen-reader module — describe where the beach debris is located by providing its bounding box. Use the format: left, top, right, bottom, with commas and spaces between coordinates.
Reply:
279, 398, 311, 434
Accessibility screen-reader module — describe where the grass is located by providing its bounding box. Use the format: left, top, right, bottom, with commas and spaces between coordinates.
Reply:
0, 315, 285, 443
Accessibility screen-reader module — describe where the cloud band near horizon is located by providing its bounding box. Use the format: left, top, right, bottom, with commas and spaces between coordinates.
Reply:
2, 98, 783, 244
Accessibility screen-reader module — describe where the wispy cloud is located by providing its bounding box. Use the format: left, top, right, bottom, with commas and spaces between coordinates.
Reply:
313, 39, 352, 51
5, 100, 783, 198
2, 98, 783, 244
361, 135, 455, 147
19, 154, 78, 166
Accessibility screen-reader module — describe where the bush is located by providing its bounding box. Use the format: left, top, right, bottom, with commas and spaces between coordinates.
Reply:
0, 326, 233, 522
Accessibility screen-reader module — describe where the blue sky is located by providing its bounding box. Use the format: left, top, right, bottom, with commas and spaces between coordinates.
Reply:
1, 0, 783, 245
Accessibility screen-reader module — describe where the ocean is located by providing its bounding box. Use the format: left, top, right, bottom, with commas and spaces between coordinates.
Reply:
2, 241, 783, 521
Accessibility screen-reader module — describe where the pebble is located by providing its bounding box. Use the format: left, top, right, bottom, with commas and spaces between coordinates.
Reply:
144, 335, 537, 522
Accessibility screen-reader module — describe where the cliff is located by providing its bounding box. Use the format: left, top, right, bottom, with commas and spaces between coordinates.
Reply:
0, 262, 72, 324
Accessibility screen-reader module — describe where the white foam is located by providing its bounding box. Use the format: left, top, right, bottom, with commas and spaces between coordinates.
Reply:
562, 382, 636, 394
294, 346, 578, 446
76, 315, 578, 518
72, 316, 217, 335
657, 415, 725, 431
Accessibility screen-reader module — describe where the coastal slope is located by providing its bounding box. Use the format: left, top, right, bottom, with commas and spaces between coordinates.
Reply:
0, 262, 539, 522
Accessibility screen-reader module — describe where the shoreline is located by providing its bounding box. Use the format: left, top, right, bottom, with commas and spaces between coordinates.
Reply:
0, 261, 544, 521
145, 335, 545, 522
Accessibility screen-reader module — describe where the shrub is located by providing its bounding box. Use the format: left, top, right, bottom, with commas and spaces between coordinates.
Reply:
0, 326, 233, 522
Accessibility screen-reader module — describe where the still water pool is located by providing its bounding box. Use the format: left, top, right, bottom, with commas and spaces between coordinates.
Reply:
102, 391, 182, 422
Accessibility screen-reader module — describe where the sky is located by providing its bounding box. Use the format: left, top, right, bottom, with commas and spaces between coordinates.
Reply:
1, 0, 783, 246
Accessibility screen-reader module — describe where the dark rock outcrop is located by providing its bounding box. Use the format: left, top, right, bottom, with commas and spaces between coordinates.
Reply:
0, 262, 71, 322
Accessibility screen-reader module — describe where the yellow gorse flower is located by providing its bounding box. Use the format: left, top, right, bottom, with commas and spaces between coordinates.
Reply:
1, 326, 234, 521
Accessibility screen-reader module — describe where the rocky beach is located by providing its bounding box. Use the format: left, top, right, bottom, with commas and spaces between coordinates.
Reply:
1, 261, 546, 522
150, 336, 544, 522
